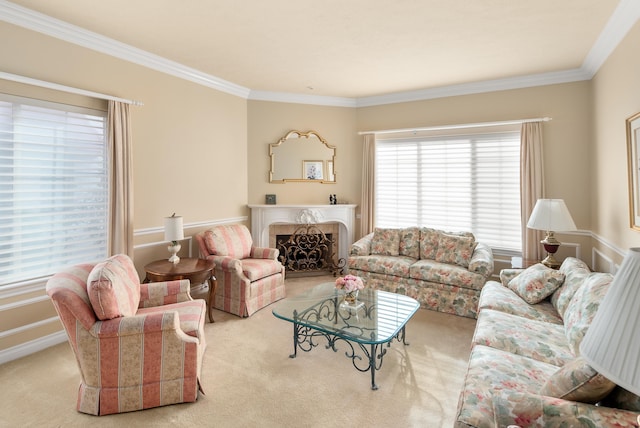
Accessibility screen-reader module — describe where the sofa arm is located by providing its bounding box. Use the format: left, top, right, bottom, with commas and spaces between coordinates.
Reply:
500, 268, 525, 286
139, 279, 192, 308
250, 246, 279, 260
350, 233, 374, 256
492, 391, 639, 428
468, 242, 494, 277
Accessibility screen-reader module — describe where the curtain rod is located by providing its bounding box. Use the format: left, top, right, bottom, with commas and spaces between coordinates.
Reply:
358, 117, 552, 136
0, 71, 144, 106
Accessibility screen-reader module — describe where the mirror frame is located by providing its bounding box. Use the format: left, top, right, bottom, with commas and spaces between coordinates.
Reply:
269, 130, 337, 183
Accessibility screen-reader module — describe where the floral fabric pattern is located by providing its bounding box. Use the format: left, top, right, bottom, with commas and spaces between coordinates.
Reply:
349, 228, 493, 319
370, 227, 401, 256
551, 257, 591, 319
563, 272, 612, 355
540, 357, 616, 403
472, 309, 573, 367
434, 233, 476, 268
506, 263, 565, 304
478, 281, 563, 324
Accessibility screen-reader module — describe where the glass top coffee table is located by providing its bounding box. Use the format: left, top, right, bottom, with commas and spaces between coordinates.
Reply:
272, 282, 420, 390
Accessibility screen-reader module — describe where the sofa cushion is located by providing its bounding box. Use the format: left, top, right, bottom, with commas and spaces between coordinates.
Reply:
348, 255, 414, 277
398, 227, 420, 259
419, 227, 440, 260
434, 233, 476, 268
204, 224, 253, 259
455, 344, 560, 428
370, 228, 400, 256
409, 259, 486, 291
478, 281, 563, 324
540, 357, 616, 404
563, 272, 613, 356
551, 257, 591, 319
87, 254, 141, 320
472, 309, 573, 367
507, 263, 565, 304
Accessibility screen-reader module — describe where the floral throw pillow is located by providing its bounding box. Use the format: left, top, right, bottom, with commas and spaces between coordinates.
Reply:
507, 263, 565, 304
434, 233, 476, 268
370, 228, 400, 256
540, 357, 616, 403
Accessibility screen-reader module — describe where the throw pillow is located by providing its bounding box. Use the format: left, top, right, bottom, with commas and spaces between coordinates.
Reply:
434, 233, 476, 268
370, 228, 400, 256
87, 254, 141, 320
540, 357, 616, 404
507, 263, 565, 304
419, 227, 440, 260
399, 227, 420, 259
204, 224, 253, 259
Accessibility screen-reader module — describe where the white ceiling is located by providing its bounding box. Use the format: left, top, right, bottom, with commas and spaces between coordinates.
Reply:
2, 0, 639, 105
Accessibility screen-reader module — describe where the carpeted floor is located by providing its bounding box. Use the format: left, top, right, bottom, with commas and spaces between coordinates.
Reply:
0, 275, 476, 428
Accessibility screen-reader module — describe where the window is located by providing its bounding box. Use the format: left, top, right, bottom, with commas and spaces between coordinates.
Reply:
375, 131, 521, 251
0, 94, 108, 286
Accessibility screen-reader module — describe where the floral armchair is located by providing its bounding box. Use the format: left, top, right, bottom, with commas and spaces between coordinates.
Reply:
46, 254, 207, 415
195, 224, 286, 317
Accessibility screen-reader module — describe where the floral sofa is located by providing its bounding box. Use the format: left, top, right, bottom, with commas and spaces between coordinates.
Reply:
455, 257, 640, 427
347, 227, 494, 319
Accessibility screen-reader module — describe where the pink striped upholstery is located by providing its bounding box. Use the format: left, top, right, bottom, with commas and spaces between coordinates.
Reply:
46, 255, 206, 415
196, 226, 285, 317
87, 254, 141, 320
203, 224, 253, 259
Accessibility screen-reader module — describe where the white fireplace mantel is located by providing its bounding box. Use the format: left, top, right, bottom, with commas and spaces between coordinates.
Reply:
248, 204, 357, 262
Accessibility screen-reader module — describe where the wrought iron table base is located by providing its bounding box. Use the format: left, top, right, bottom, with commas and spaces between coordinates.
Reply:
288, 322, 410, 390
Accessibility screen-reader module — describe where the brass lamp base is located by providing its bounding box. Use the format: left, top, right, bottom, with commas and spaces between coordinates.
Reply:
540, 231, 561, 269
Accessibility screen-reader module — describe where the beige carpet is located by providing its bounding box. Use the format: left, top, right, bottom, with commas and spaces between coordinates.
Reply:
0, 275, 476, 428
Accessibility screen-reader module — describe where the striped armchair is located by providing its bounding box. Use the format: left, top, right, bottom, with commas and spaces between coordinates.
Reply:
46, 254, 207, 415
195, 224, 286, 317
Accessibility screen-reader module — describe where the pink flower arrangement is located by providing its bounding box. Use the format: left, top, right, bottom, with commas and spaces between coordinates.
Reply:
335, 274, 364, 293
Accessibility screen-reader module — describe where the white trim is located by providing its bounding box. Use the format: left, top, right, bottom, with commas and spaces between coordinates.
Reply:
133, 216, 248, 236
0, 0, 250, 99
0, 330, 66, 365
359, 117, 551, 136
592, 247, 617, 274
1, 0, 638, 107
0, 294, 48, 311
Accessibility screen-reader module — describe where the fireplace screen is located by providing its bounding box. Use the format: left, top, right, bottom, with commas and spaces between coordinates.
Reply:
276, 224, 345, 276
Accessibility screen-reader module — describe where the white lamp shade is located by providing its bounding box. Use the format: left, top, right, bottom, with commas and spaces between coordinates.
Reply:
164, 215, 184, 242
526, 199, 577, 232
580, 247, 640, 395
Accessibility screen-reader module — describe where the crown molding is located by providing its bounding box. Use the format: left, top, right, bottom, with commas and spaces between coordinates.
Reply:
248, 90, 357, 107
0, 0, 250, 98
1, 0, 638, 107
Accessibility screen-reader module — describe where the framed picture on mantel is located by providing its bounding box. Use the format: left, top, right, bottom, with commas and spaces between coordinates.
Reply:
627, 111, 640, 231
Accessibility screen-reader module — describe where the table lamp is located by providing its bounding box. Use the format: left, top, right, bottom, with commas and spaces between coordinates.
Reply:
526, 199, 577, 268
164, 214, 184, 264
580, 248, 640, 403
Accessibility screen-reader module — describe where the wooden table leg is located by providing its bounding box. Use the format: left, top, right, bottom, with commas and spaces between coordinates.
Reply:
207, 275, 217, 323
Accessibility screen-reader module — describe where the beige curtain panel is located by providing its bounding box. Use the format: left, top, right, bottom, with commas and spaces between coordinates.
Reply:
520, 121, 545, 261
108, 100, 134, 256
360, 134, 376, 238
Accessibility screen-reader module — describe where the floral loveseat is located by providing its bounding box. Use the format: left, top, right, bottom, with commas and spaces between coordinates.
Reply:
455, 257, 640, 427
347, 227, 493, 319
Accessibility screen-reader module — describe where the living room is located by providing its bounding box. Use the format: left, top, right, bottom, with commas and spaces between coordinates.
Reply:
1, 0, 640, 426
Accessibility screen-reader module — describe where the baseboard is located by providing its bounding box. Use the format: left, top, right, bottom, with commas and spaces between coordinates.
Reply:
0, 330, 66, 365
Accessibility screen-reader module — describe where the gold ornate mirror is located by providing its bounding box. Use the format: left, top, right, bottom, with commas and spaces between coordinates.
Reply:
269, 130, 336, 183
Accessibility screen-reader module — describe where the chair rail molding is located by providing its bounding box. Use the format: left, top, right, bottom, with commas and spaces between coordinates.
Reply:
248, 204, 357, 263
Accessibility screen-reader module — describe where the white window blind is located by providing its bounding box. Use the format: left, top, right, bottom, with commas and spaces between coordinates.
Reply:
0, 95, 108, 286
375, 131, 521, 251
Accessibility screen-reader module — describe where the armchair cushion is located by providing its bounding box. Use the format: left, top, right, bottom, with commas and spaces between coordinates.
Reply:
241, 258, 285, 281
87, 254, 141, 320
203, 224, 252, 259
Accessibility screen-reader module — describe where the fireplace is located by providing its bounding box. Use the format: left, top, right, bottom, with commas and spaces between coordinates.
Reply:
271, 223, 345, 276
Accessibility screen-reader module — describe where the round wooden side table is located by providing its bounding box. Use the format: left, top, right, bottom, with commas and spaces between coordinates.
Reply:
143, 258, 217, 323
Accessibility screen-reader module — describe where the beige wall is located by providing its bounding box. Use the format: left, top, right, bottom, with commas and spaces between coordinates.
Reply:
591, 21, 640, 261
247, 101, 359, 207
2, 17, 640, 360
0, 22, 248, 354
